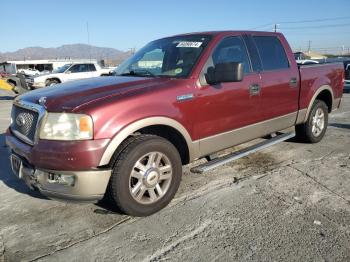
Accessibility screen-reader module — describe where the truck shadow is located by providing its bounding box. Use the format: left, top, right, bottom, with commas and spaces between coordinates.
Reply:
94, 200, 124, 215
0, 133, 47, 199
329, 123, 350, 130
0, 96, 15, 101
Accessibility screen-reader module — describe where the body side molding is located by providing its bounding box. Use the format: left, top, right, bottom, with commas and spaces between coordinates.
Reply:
198, 112, 298, 157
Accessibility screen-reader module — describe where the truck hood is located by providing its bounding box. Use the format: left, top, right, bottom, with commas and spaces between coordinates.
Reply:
18, 76, 171, 112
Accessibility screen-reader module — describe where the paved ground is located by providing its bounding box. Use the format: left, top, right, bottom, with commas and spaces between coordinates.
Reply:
0, 90, 349, 262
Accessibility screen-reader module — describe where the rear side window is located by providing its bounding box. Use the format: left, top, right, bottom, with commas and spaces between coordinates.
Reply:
70, 64, 90, 73
253, 36, 289, 71
212, 37, 252, 74
88, 64, 96, 71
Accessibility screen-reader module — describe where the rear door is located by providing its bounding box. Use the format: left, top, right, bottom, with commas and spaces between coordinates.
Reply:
251, 35, 299, 122
88, 64, 99, 77
68, 64, 91, 80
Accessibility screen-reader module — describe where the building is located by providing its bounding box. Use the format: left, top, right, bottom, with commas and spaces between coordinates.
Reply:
293, 51, 326, 60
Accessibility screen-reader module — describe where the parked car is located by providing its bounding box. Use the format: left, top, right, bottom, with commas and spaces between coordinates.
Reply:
6, 31, 343, 216
18, 68, 40, 76
29, 62, 111, 88
6, 73, 32, 94
0, 71, 11, 78
343, 61, 350, 93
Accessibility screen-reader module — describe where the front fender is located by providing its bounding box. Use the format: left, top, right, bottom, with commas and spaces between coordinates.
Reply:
98, 116, 199, 166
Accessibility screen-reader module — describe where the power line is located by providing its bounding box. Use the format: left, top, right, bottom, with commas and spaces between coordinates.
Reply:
279, 16, 350, 24
250, 16, 350, 30
249, 23, 274, 30
282, 22, 350, 30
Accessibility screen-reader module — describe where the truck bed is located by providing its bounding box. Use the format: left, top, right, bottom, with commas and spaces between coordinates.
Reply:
298, 62, 344, 111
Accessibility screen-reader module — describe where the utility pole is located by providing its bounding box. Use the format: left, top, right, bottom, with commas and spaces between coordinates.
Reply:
307, 40, 311, 54
128, 47, 136, 55
273, 24, 279, 32
86, 22, 92, 61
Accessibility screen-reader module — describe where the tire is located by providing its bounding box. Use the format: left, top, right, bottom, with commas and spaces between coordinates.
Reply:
107, 135, 182, 216
46, 79, 59, 86
7, 81, 16, 92
295, 99, 328, 143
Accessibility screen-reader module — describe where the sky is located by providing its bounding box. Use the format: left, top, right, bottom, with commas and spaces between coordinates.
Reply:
1, 0, 350, 54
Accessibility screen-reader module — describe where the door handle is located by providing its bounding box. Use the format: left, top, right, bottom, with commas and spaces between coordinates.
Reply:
249, 84, 260, 96
289, 77, 298, 87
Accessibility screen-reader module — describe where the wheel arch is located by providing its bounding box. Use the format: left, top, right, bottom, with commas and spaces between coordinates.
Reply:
46, 77, 61, 84
303, 85, 334, 122
99, 117, 199, 167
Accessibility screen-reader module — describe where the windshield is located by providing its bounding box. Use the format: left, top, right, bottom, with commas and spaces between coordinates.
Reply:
115, 35, 212, 78
52, 64, 72, 73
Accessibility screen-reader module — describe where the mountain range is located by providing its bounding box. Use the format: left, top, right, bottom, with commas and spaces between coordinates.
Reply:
0, 44, 132, 65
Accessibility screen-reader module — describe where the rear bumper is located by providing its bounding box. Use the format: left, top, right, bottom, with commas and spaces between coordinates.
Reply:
11, 154, 111, 201
344, 81, 350, 92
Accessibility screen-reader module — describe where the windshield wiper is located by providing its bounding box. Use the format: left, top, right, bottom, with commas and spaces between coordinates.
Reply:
120, 69, 156, 77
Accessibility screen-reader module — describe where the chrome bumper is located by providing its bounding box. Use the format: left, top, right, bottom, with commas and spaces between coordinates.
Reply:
11, 156, 111, 202
31, 82, 46, 89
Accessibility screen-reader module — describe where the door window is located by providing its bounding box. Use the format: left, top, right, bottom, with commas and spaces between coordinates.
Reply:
69, 64, 90, 73
253, 36, 289, 71
88, 64, 96, 71
212, 37, 252, 74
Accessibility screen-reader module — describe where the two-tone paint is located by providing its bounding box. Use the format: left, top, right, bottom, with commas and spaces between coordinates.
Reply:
6, 31, 344, 201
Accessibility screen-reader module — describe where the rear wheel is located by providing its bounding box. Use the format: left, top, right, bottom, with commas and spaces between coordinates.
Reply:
295, 99, 328, 143
107, 135, 182, 216
46, 79, 59, 86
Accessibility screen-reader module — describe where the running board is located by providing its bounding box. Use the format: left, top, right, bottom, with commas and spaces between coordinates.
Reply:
190, 132, 295, 174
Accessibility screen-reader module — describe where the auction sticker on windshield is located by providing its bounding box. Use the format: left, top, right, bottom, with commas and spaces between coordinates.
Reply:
176, 42, 202, 48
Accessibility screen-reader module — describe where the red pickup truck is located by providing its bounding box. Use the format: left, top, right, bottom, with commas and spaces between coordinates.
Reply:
6, 31, 344, 216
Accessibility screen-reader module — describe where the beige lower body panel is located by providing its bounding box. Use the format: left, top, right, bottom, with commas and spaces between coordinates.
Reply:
333, 97, 341, 111
19, 165, 111, 201
297, 97, 340, 126
197, 112, 298, 158
36, 169, 111, 200
296, 108, 307, 125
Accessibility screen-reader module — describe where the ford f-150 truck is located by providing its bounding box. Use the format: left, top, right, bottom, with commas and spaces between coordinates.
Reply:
6, 31, 344, 216
29, 62, 112, 88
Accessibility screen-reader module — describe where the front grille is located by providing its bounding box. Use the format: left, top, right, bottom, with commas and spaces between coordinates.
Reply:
11, 105, 39, 143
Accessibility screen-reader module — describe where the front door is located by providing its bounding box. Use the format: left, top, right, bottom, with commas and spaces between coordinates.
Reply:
194, 36, 263, 156
67, 63, 91, 81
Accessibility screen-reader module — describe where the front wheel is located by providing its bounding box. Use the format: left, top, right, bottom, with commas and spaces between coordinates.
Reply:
107, 135, 182, 216
295, 99, 328, 143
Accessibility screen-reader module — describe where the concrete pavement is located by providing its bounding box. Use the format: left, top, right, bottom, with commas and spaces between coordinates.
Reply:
0, 91, 349, 261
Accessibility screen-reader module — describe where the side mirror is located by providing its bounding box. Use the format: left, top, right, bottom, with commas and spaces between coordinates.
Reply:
66, 70, 71, 74
205, 62, 243, 85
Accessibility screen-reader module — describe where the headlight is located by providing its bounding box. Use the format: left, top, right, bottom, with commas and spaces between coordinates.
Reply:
40, 113, 93, 140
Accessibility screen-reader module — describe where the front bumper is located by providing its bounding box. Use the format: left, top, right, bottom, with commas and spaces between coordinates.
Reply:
6, 129, 112, 202
5, 129, 110, 171
10, 153, 111, 201
31, 82, 46, 89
